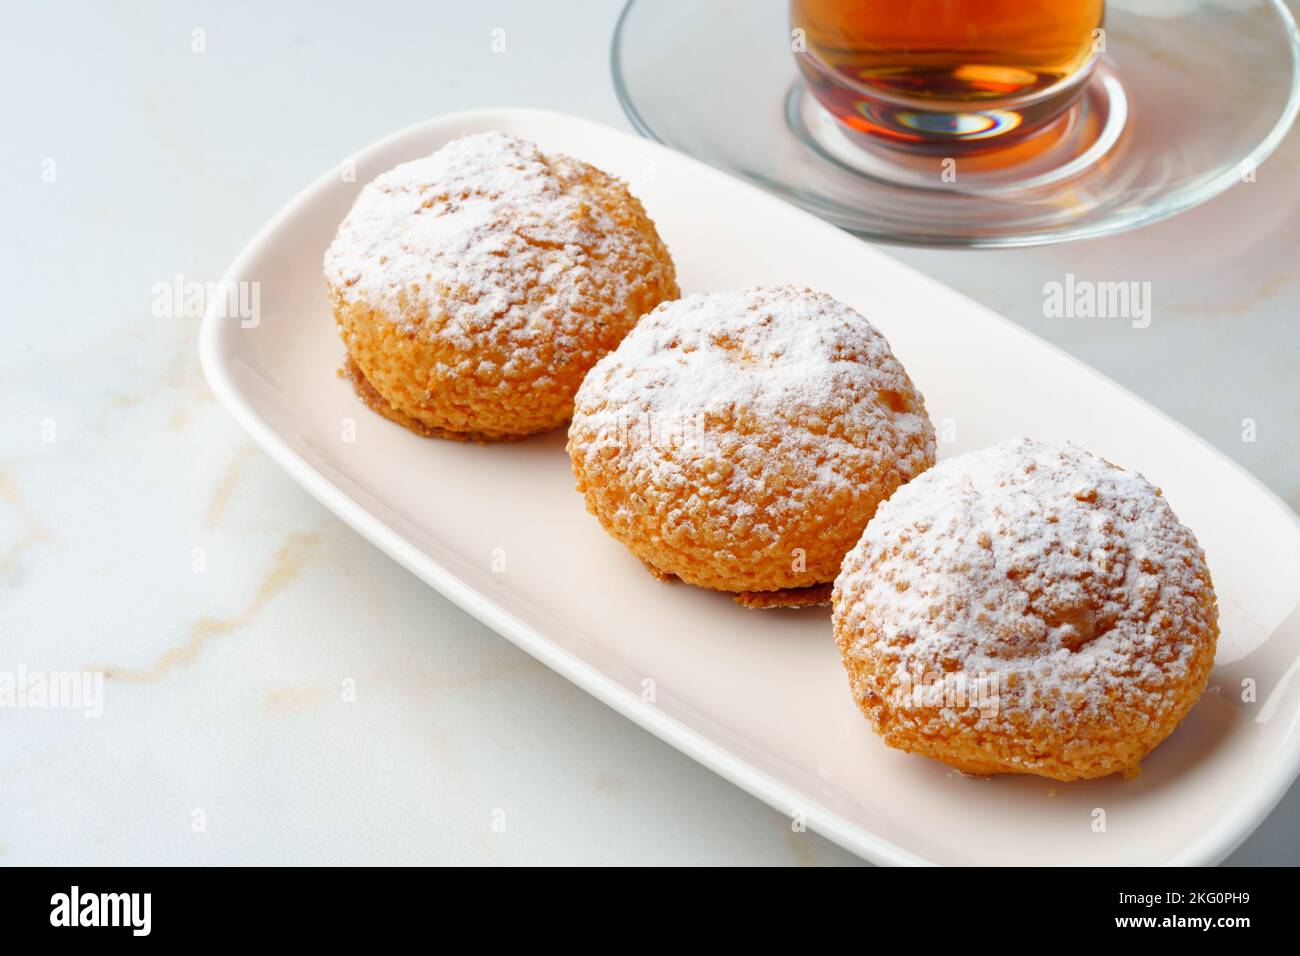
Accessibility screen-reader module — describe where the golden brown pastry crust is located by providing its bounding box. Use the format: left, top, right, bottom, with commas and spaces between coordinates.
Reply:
325, 132, 678, 441
568, 286, 936, 597
832, 439, 1219, 781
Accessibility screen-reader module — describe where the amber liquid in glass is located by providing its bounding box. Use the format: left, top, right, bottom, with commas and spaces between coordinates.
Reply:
795, 0, 1103, 100
793, 0, 1104, 148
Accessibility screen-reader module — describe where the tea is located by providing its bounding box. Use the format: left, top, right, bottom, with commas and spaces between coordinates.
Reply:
792, 0, 1105, 147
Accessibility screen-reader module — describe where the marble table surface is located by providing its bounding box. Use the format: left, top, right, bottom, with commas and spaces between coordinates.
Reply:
3, 0, 1297, 865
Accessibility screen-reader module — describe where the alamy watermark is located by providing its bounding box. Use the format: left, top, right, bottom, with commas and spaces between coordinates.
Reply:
598, 409, 712, 454
50, 886, 150, 936
890, 668, 1001, 718
0, 666, 104, 718
151, 273, 260, 327
1043, 273, 1151, 329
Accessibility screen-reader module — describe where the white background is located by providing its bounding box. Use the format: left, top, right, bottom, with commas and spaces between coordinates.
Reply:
2, 0, 1297, 864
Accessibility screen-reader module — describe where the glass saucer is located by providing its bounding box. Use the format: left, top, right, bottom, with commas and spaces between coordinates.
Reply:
612, 0, 1300, 247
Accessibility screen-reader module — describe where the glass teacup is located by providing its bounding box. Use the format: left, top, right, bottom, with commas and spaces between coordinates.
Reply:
791, 0, 1106, 152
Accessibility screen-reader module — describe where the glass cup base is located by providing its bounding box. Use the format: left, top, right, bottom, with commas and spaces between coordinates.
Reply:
794, 45, 1101, 154
787, 63, 1127, 196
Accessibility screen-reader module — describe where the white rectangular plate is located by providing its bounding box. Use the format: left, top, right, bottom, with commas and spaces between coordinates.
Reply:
200, 108, 1300, 866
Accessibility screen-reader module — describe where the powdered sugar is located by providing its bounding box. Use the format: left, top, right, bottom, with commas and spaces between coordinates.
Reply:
570, 286, 935, 522
834, 438, 1217, 732
323, 131, 637, 355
